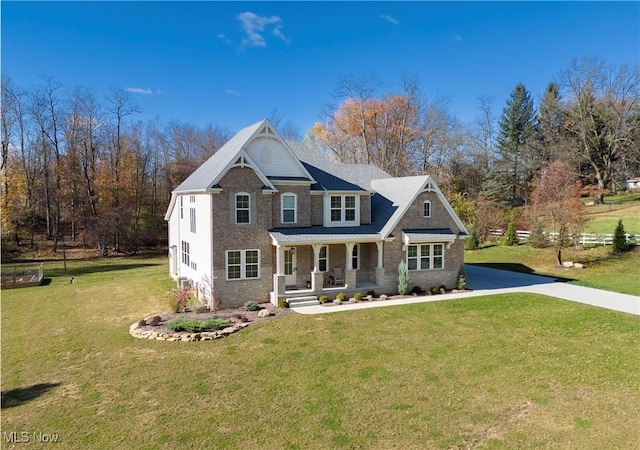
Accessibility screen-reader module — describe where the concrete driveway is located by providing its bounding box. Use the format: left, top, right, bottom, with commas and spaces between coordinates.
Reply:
292, 264, 640, 316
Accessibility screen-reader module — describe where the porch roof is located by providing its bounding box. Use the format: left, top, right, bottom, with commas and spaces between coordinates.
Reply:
402, 228, 461, 245
269, 225, 384, 245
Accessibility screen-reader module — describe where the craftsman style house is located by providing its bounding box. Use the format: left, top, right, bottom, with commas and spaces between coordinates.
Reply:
165, 119, 469, 308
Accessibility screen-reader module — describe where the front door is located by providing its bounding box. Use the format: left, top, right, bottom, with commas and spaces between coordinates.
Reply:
284, 247, 296, 287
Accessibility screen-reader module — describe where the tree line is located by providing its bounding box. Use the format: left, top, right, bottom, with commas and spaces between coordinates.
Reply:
307, 57, 639, 240
1, 77, 234, 253
2, 57, 638, 255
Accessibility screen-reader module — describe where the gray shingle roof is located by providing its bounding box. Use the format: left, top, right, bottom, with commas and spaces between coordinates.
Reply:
173, 120, 265, 193
286, 141, 392, 191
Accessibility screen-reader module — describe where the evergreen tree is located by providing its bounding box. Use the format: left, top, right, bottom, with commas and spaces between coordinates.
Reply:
503, 221, 519, 246
536, 82, 565, 165
397, 260, 409, 295
465, 227, 480, 250
612, 220, 628, 253
496, 83, 537, 202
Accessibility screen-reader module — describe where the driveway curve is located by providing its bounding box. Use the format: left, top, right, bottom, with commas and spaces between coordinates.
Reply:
292, 264, 639, 316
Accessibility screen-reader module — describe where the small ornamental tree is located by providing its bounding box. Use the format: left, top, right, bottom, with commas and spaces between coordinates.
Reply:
528, 220, 548, 248
612, 220, 628, 253
503, 222, 519, 246
397, 261, 409, 295
529, 161, 585, 266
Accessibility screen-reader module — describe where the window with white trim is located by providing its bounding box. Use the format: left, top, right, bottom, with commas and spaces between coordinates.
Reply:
328, 195, 358, 224
180, 196, 183, 219
319, 245, 328, 272
407, 243, 444, 270
181, 241, 190, 266
235, 193, 250, 224
226, 249, 260, 280
281, 193, 297, 224
423, 200, 431, 218
352, 244, 359, 270
190, 208, 196, 233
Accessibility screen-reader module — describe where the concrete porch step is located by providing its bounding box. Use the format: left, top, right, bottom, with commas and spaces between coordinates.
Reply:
286, 296, 320, 308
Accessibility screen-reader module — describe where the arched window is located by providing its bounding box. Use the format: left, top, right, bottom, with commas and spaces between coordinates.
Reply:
281, 193, 297, 224
423, 200, 431, 218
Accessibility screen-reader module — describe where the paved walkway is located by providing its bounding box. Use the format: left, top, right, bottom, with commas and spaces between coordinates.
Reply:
291, 264, 640, 316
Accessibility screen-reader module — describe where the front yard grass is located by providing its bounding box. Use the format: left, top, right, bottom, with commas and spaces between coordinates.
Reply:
2, 256, 639, 448
465, 244, 640, 296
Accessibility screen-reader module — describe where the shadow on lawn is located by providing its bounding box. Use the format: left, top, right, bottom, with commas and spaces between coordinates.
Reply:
466, 262, 576, 284
1, 383, 61, 409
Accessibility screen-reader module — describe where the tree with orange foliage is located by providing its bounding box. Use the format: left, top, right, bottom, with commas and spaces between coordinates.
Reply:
529, 160, 585, 265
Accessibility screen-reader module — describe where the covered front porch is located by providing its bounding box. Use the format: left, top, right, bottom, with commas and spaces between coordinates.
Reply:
268, 234, 391, 304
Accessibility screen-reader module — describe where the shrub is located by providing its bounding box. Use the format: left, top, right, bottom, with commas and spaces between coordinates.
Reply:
277, 298, 288, 308
244, 301, 260, 311
319, 295, 329, 304
411, 285, 422, 295
353, 292, 363, 301
168, 287, 192, 313
366, 290, 376, 297
503, 222, 519, 246
430, 286, 439, 295
336, 292, 346, 301
167, 317, 230, 333
465, 228, 480, 250
528, 221, 548, 248
612, 220, 628, 253
397, 261, 409, 295
380, 294, 388, 301
456, 267, 467, 290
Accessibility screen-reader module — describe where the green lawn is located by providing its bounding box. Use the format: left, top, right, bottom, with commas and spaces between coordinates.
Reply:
583, 202, 640, 235
2, 256, 639, 449
465, 244, 640, 296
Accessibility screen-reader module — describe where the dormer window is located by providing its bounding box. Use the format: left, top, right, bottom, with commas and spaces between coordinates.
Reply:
327, 195, 359, 226
423, 200, 431, 218
236, 193, 250, 224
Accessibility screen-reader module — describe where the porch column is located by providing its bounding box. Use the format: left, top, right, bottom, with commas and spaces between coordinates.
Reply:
345, 242, 355, 270
275, 245, 285, 275
376, 241, 384, 269
311, 244, 323, 292
375, 241, 385, 286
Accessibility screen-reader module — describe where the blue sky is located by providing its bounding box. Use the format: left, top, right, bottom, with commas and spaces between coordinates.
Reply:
3, 1, 639, 135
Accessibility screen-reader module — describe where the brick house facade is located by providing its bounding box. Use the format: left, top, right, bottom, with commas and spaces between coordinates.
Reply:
165, 119, 469, 308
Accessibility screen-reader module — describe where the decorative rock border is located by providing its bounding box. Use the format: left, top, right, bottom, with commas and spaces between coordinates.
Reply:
129, 316, 253, 342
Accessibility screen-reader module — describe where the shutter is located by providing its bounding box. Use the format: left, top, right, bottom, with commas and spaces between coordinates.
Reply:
229, 192, 235, 223
250, 192, 257, 224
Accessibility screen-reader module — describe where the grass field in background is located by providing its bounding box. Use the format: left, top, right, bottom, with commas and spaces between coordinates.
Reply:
2, 255, 639, 449
583, 202, 640, 235
465, 244, 640, 296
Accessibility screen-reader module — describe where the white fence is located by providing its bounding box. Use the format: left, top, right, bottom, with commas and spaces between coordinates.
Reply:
489, 229, 637, 246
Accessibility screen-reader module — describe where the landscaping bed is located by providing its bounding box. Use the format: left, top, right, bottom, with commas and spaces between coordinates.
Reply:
130, 302, 294, 341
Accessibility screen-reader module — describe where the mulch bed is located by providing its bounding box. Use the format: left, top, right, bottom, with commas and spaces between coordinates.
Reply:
137, 302, 295, 334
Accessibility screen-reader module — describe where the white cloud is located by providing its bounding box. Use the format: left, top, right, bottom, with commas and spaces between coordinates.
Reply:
217, 33, 232, 44
126, 87, 153, 95
225, 89, 240, 96
237, 11, 288, 48
381, 15, 399, 25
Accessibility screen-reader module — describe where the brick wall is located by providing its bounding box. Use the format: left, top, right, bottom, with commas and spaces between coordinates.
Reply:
271, 184, 312, 228
211, 167, 274, 307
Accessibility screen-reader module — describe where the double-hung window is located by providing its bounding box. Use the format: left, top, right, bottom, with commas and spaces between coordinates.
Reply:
281, 193, 297, 224
190, 208, 196, 233
181, 241, 190, 266
328, 195, 358, 225
407, 243, 444, 270
235, 193, 250, 224
226, 250, 260, 280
